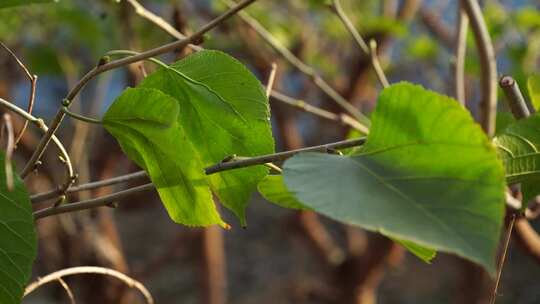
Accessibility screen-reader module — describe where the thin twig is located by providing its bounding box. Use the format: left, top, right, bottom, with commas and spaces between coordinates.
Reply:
1, 114, 14, 191
20, 0, 259, 179
125, 0, 203, 51
460, 0, 497, 136
266, 62, 277, 97
34, 183, 155, 219
61, 107, 103, 124
270, 90, 368, 133
106, 50, 169, 69
56, 277, 76, 304
221, 0, 370, 127
0, 98, 75, 190
205, 138, 366, 175
331, 0, 390, 88
490, 214, 516, 304
454, 5, 468, 105
330, 0, 369, 54
499, 76, 531, 119
31, 170, 148, 204
0, 41, 37, 145
24, 266, 153, 304
369, 40, 390, 88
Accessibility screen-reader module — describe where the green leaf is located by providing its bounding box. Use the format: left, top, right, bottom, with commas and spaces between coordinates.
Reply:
0, 0, 55, 9
139, 50, 274, 226
0, 153, 37, 304
258, 175, 435, 262
103, 88, 225, 227
258, 175, 309, 210
527, 74, 540, 111
392, 238, 436, 263
283, 82, 505, 275
494, 113, 540, 205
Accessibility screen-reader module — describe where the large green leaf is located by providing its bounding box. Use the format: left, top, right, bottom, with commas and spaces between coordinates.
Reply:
494, 113, 540, 205
528, 74, 540, 111
0, 0, 55, 9
0, 153, 37, 304
103, 88, 225, 227
258, 174, 436, 262
283, 82, 505, 274
139, 50, 274, 226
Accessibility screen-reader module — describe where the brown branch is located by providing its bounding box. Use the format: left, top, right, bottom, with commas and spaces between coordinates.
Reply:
270, 91, 368, 133
514, 218, 540, 264
330, 0, 390, 88
0, 97, 75, 191
295, 211, 346, 266
33, 183, 155, 220
204, 138, 366, 175
57, 278, 76, 304
368, 40, 389, 88
460, 0, 497, 136
1, 113, 14, 191
490, 214, 516, 304
499, 76, 531, 119
265, 62, 277, 97
31, 170, 148, 204
24, 266, 154, 304
201, 225, 227, 304
454, 5, 468, 105
0, 41, 37, 145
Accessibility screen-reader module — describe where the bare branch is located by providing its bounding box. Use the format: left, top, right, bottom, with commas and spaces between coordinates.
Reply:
21, 0, 259, 179
265, 62, 277, 97
24, 266, 153, 304
1, 114, 14, 191
270, 91, 368, 133
454, 5, 468, 105
0, 41, 38, 145
460, 0, 497, 136
499, 76, 531, 119
0, 97, 75, 190
125, 0, 202, 51
330, 0, 369, 54
57, 278, 76, 304
33, 183, 154, 219
369, 40, 390, 88
205, 138, 366, 175
31, 170, 149, 204
330, 0, 390, 88
514, 218, 540, 264
490, 214, 516, 304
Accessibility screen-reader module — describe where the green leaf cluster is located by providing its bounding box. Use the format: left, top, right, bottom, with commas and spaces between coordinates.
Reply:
104, 50, 274, 227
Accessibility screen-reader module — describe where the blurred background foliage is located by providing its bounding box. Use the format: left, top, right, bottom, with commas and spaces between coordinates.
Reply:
2, 0, 540, 303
